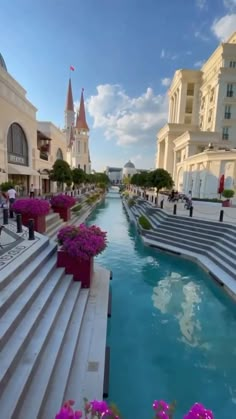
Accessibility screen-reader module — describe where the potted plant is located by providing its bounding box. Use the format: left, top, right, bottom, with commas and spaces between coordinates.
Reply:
57, 224, 107, 288
12, 199, 50, 233
51, 194, 76, 221
222, 189, 234, 207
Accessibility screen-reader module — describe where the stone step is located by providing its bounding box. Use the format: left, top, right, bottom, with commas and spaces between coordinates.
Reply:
45, 212, 61, 228
17, 282, 84, 419
209, 245, 236, 272
0, 237, 50, 291
145, 231, 210, 252
0, 253, 57, 348
39, 289, 89, 419
0, 239, 56, 292
0, 274, 73, 419
207, 251, 236, 280
147, 227, 216, 246
0, 268, 67, 392
151, 222, 223, 241
160, 212, 236, 231
46, 218, 65, 236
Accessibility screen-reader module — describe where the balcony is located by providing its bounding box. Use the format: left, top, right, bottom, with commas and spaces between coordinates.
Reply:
40, 151, 49, 161
187, 89, 194, 96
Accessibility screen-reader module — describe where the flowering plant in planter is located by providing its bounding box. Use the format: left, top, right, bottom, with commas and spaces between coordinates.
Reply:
51, 194, 76, 208
57, 224, 107, 260
12, 198, 50, 216
55, 399, 214, 419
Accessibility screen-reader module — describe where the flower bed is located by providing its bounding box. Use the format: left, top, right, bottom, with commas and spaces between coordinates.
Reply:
57, 224, 107, 260
51, 194, 76, 208
51, 194, 76, 221
57, 224, 107, 287
55, 399, 214, 419
12, 199, 50, 233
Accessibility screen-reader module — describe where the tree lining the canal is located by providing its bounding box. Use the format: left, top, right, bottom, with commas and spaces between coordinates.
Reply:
130, 168, 174, 204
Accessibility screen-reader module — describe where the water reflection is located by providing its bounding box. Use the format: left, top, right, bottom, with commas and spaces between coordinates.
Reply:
152, 273, 204, 347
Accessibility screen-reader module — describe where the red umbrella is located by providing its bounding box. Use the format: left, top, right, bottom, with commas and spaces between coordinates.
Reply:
218, 174, 225, 194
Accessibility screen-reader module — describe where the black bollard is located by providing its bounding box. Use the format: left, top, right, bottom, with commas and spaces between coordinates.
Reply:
189, 206, 193, 217
28, 219, 35, 240
3, 208, 8, 224
71, 191, 73, 197
160, 199, 164, 209
9, 207, 14, 218
219, 209, 224, 222
173, 204, 177, 215
16, 213, 23, 233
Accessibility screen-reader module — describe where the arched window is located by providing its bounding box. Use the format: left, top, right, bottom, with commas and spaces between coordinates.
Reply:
7, 123, 28, 165
56, 148, 63, 160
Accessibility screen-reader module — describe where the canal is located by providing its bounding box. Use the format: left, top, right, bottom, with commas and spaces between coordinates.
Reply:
87, 195, 236, 418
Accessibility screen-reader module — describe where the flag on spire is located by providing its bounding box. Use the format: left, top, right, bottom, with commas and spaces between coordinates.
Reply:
70, 65, 75, 71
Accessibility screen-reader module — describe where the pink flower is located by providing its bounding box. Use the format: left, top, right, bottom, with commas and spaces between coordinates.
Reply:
184, 403, 214, 419
12, 198, 50, 216
51, 194, 76, 208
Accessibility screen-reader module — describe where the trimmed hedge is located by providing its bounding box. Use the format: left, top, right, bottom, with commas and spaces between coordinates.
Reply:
138, 215, 152, 230
128, 198, 136, 207
72, 203, 82, 213
192, 198, 223, 203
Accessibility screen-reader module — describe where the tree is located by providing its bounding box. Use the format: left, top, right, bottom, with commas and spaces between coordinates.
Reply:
72, 168, 86, 186
130, 171, 150, 197
148, 168, 174, 205
50, 159, 72, 191
94, 172, 110, 185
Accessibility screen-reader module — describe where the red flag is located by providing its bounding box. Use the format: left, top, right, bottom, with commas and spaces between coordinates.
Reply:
70, 65, 75, 71
218, 174, 224, 194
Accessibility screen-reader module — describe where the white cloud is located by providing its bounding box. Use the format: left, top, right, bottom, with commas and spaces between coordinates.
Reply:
161, 77, 171, 87
130, 154, 142, 163
86, 84, 168, 146
194, 31, 210, 42
160, 49, 165, 58
194, 60, 205, 67
196, 0, 207, 9
224, 0, 236, 11
211, 14, 236, 41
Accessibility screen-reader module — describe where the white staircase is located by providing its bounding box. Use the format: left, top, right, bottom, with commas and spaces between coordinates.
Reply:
0, 238, 90, 419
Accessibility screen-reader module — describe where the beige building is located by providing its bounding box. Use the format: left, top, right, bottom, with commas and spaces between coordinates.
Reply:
65, 81, 91, 174
156, 32, 236, 198
0, 53, 70, 195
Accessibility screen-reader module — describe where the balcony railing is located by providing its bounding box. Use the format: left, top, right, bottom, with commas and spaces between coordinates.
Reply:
40, 151, 49, 161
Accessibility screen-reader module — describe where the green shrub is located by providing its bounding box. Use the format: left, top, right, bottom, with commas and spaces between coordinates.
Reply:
0, 181, 14, 192
72, 203, 82, 213
128, 198, 135, 207
138, 215, 152, 230
192, 198, 223, 203
222, 189, 235, 199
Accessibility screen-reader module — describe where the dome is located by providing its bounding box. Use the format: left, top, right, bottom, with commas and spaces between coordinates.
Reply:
0, 53, 7, 72
124, 160, 135, 169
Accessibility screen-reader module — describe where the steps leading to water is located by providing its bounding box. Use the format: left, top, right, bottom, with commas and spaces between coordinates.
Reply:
128, 199, 236, 290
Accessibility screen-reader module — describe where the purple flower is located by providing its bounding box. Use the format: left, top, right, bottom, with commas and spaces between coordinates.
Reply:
57, 224, 107, 259
12, 199, 50, 216
51, 194, 76, 208
184, 403, 214, 419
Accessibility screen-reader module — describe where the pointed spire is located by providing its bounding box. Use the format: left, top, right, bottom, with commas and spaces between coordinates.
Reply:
65, 78, 74, 111
76, 88, 89, 131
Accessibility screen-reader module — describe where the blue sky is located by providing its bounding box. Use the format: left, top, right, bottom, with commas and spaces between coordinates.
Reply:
1, 0, 236, 170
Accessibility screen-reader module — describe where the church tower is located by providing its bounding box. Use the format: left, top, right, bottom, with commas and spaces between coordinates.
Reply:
71, 88, 91, 173
65, 78, 74, 132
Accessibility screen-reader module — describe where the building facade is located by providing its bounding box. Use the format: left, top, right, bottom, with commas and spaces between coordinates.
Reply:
156, 32, 236, 198
0, 53, 83, 195
65, 81, 91, 174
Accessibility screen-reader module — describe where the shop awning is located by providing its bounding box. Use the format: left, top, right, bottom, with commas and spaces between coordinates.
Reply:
8, 164, 40, 176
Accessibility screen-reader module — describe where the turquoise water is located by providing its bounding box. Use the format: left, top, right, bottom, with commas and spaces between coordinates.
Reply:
87, 196, 236, 419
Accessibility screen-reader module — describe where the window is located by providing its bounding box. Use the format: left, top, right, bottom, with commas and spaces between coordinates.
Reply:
227, 84, 233, 97
84, 164, 86, 172
56, 148, 63, 160
225, 105, 231, 119
78, 164, 80, 169
230, 61, 236, 68
187, 83, 194, 96
209, 88, 214, 102
222, 127, 229, 140
77, 141, 80, 153
84, 142, 86, 153
7, 123, 28, 165
208, 110, 212, 123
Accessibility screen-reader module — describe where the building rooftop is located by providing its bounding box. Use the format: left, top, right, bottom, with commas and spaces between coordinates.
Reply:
124, 160, 135, 168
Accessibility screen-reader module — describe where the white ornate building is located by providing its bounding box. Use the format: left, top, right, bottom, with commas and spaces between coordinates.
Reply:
156, 32, 236, 198
65, 80, 91, 174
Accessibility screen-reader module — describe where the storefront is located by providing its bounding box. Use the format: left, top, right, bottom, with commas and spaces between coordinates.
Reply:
7, 123, 39, 194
